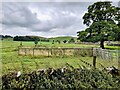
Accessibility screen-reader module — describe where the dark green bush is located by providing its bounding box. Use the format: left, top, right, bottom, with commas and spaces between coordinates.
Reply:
2, 65, 120, 89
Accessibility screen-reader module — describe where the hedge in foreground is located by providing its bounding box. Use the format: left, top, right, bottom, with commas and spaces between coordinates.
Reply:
2, 66, 120, 89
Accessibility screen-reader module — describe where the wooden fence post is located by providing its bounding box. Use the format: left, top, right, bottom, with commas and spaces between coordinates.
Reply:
48, 48, 50, 57
25, 48, 26, 56
118, 50, 120, 70
33, 48, 34, 57
93, 56, 96, 68
18, 46, 20, 55
93, 48, 97, 68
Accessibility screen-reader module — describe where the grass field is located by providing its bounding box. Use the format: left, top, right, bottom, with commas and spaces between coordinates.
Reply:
49, 36, 77, 42
1, 40, 119, 75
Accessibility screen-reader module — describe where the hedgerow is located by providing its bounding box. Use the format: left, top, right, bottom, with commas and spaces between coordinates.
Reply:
2, 65, 120, 89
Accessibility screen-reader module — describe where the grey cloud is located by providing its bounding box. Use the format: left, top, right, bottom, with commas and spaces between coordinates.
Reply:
28, 2, 88, 32
1, 2, 96, 37
2, 2, 40, 28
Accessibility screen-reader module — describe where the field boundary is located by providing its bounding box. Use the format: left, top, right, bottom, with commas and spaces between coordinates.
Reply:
18, 47, 93, 57
93, 48, 119, 60
18, 47, 119, 60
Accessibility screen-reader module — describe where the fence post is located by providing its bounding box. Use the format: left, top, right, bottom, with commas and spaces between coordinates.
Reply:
33, 48, 34, 56
93, 56, 96, 68
48, 48, 50, 57
93, 48, 97, 56
118, 50, 120, 70
18, 46, 20, 55
93, 48, 97, 68
25, 48, 26, 56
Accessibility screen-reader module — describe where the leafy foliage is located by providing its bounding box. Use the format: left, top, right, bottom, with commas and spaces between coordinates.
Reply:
77, 1, 120, 49
78, 21, 120, 42
63, 40, 67, 43
13, 36, 40, 41
83, 1, 120, 26
68, 38, 75, 43
34, 39, 39, 46
2, 65, 120, 89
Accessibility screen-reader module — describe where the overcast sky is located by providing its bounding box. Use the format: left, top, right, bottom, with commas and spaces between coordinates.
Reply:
1, 1, 119, 37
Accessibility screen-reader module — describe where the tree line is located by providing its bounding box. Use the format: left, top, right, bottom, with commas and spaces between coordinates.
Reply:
1, 35, 75, 44
0, 35, 13, 39
0, 35, 49, 42
13, 36, 50, 42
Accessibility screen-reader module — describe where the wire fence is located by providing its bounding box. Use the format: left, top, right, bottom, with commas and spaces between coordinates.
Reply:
18, 47, 119, 60
93, 48, 119, 61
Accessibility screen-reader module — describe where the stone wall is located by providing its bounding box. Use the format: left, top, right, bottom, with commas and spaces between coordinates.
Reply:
18, 47, 93, 57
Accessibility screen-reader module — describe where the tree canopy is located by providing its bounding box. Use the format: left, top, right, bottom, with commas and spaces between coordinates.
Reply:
77, 1, 120, 49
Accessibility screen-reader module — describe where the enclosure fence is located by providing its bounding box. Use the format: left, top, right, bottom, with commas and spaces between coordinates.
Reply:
18, 47, 93, 57
18, 47, 118, 59
93, 48, 119, 61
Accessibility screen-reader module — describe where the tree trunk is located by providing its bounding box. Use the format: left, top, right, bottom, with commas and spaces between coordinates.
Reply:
100, 40, 104, 49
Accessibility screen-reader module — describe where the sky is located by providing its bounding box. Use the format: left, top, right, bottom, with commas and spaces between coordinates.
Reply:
1, 1, 119, 38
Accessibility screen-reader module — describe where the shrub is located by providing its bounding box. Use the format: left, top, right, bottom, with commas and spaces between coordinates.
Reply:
63, 40, 67, 43
2, 65, 120, 89
68, 38, 75, 43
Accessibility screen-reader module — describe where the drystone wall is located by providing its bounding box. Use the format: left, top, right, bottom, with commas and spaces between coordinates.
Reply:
18, 47, 93, 57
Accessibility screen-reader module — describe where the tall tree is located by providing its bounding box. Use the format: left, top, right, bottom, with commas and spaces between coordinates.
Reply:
78, 1, 120, 49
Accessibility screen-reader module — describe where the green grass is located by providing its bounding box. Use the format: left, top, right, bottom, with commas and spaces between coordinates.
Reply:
2, 54, 118, 75
49, 36, 77, 42
2, 40, 99, 48
1, 40, 119, 75
105, 45, 120, 50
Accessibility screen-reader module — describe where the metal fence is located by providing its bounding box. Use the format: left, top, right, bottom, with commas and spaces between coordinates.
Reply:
93, 48, 119, 60
18, 47, 119, 60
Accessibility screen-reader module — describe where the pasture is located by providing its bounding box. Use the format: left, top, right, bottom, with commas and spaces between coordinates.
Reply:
1, 40, 119, 75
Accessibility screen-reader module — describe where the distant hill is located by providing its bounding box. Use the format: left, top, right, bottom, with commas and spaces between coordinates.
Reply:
48, 36, 77, 42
